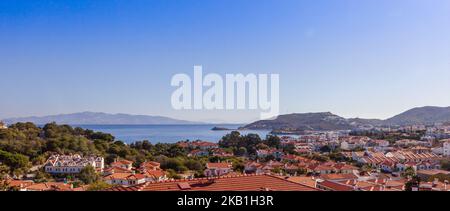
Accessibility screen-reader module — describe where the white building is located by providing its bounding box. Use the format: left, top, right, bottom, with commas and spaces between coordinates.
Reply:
431, 147, 443, 155
444, 141, 450, 157
44, 154, 104, 174
204, 162, 232, 177
104, 173, 146, 186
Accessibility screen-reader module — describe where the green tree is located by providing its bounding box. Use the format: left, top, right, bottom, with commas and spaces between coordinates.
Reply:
405, 176, 421, 191
235, 147, 247, 156
402, 166, 416, 179
440, 160, 450, 171
264, 135, 281, 149
78, 165, 99, 184
0, 150, 30, 172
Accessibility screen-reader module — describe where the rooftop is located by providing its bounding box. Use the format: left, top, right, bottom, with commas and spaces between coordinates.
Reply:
106, 174, 319, 191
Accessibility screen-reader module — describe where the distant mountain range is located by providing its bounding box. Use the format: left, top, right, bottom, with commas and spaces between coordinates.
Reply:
2, 112, 202, 125
241, 106, 450, 131
3, 106, 450, 128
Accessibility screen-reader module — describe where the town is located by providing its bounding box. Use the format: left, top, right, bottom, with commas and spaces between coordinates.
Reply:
1, 121, 449, 191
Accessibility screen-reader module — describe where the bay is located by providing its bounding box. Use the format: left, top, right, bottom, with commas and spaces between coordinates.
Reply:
74, 124, 271, 144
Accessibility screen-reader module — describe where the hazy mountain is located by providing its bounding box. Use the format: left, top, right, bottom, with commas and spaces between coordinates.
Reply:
2, 112, 202, 125
241, 106, 450, 131
385, 106, 450, 125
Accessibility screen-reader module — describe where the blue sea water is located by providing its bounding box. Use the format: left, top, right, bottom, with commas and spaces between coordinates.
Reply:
75, 124, 270, 144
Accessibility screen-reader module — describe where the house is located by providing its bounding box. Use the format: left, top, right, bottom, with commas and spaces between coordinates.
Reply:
417, 169, 450, 181
110, 159, 133, 170
204, 162, 233, 177
307, 164, 336, 175
419, 179, 450, 191
180, 140, 219, 150
379, 161, 396, 172
316, 179, 355, 191
444, 140, 450, 157
256, 149, 284, 159
282, 154, 299, 162
244, 162, 264, 174
340, 136, 368, 150
103, 166, 133, 175
411, 146, 431, 154
104, 173, 146, 186
369, 140, 390, 152
142, 169, 168, 182
431, 147, 444, 155
44, 154, 104, 174
187, 149, 209, 157
282, 164, 297, 175
283, 176, 317, 189
23, 182, 74, 191
333, 163, 359, 174
319, 173, 359, 182
256, 149, 271, 158
139, 161, 161, 171
210, 148, 234, 157
4, 180, 34, 191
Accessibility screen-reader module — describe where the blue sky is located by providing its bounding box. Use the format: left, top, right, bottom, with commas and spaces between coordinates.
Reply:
1, 0, 450, 123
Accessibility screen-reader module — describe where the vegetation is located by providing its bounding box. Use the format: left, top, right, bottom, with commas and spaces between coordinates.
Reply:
87, 181, 113, 191
218, 131, 282, 156
428, 173, 450, 183
440, 160, 450, 171
78, 166, 100, 184
0, 122, 197, 176
350, 130, 426, 143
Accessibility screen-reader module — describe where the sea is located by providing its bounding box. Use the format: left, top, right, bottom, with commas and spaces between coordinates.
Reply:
74, 124, 271, 144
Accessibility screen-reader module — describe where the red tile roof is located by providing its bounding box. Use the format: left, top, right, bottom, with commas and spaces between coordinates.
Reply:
6, 180, 34, 188
320, 174, 358, 181
104, 166, 133, 174
317, 180, 354, 191
106, 183, 148, 191
25, 182, 73, 191
144, 170, 166, 178
106, 174, 319, 191
111, 160, 133, 166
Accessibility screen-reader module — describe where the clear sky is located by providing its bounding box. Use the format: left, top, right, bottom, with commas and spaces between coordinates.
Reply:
1, 0, 450, 123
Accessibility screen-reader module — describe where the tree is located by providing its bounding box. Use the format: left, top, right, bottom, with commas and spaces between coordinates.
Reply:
34, 170, 52, 183
264, 135, 281, 149
402, 166, 416, 179
166, 169, 182, 179
0, 150, 30, 172
440, 160, 450, 171
319, 145, 331, 153
235, 147, 247, 156
233, 162, 245, 173
184, 159, 203, 171
405, 176, 421, 191
0, 164, 10, 179
78, 165, 99, 184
